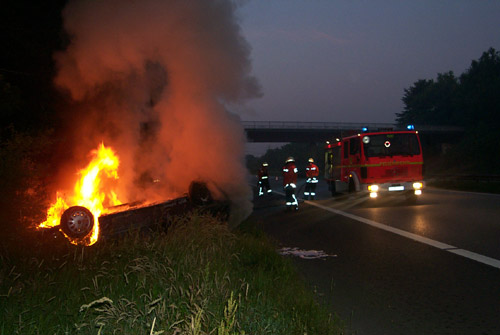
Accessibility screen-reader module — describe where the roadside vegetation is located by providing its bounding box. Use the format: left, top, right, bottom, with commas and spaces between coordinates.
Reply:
396, 48, 500, 175
426, 178, 500, 194
421, 155, 500, 194
0, 213, 343, 335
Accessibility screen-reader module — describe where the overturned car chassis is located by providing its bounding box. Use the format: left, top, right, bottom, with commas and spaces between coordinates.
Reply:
41, 182, 229, 246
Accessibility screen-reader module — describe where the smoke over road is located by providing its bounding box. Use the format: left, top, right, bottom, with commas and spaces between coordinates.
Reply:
54, 0, 261, 225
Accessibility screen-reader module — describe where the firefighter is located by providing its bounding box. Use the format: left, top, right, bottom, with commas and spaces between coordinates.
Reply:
257, 162, 272, 196
304, 157, 319, 200
282, 156, 299, 210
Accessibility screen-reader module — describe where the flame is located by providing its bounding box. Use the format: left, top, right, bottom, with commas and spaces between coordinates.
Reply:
38, 143, 122, 245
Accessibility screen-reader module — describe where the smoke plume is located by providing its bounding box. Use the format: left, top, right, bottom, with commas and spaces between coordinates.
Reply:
54, 0, 261, 225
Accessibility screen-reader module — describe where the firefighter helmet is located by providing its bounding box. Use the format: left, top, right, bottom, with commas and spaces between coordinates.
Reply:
308, 158, 314, 163
286, 156, 295, 163
262, 162, 268, 167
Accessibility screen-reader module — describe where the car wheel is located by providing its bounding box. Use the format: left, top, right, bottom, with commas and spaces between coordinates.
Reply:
188, 181, 213, 206
60, 206, 95, 238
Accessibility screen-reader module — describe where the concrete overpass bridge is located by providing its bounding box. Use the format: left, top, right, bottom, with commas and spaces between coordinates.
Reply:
242, 121, 464, 143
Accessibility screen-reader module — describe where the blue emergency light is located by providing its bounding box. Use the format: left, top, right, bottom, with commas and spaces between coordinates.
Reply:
407, 124, 415, 130
362, 127, 368, 132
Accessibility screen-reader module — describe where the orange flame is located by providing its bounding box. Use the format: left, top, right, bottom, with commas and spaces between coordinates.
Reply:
38, 143, 122, 245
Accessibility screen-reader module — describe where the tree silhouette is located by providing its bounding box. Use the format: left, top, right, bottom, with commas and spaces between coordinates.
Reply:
396, 72, 459, 126
397, 48, 500, 173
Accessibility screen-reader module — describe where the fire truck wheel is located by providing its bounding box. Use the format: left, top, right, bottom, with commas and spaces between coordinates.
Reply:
405, 193, 418, 204
348, 179, 356, 193
330, 181, 338, 196
60, 206, 95, 238
189, 181, 213, 206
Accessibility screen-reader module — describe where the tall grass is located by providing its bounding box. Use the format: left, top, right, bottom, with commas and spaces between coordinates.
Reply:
0, 212, 343, 334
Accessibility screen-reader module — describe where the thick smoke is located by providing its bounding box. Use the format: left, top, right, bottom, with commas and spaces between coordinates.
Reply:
54, 0, 261, 226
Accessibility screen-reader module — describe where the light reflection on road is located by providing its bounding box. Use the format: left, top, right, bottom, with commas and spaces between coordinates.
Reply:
267, 178, 500, 259
412, 213, 428, 235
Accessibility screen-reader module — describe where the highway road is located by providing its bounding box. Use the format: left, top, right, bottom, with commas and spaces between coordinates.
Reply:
250, 178, 500, 334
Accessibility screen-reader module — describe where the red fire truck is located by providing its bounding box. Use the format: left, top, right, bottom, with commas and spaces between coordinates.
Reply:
324, 128, 424, 200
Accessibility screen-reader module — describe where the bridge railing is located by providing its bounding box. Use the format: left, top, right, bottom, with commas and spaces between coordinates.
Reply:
241, 121, 463, 132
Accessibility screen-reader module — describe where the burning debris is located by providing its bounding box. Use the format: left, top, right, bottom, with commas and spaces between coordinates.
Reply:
38, 0, 261, 243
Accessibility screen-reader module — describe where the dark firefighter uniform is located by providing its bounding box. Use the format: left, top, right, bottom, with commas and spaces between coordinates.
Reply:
304, 158, 319, 200
282, 157, 299, 210
257, 162, 272, 196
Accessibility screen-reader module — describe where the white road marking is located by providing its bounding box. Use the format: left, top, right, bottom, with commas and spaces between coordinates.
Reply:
259, 185, 500, 268
303, 200, 500, 269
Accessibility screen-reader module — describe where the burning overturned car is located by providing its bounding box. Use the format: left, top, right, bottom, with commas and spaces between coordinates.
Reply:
36, 144, 229, 246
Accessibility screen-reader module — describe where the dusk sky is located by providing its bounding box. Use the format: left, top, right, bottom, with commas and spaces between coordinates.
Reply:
236, 1, 500, 124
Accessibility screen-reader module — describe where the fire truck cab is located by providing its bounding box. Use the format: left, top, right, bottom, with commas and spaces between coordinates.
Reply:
324, 128, 424, 200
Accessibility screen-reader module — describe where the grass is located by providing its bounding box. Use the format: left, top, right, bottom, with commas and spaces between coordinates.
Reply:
0, 212, 343, 334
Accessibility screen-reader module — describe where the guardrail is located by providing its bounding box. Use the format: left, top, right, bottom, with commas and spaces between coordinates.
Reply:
426, 175, 500, 182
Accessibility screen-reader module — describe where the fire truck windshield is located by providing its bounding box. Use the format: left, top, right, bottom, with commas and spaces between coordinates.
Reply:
362, 133, 420, 158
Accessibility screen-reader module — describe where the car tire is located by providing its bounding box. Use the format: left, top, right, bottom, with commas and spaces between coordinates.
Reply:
188, 181, 213, 206
60, 206, 95, 238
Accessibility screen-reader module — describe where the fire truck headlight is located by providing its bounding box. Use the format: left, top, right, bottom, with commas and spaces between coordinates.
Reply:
370, 192, 378, 198
368, 184, 379, 192
413, 182, 423, 190
415, 189, 422, 196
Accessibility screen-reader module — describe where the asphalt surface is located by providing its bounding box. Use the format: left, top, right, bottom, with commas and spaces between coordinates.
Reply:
250, 178, 500, 335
